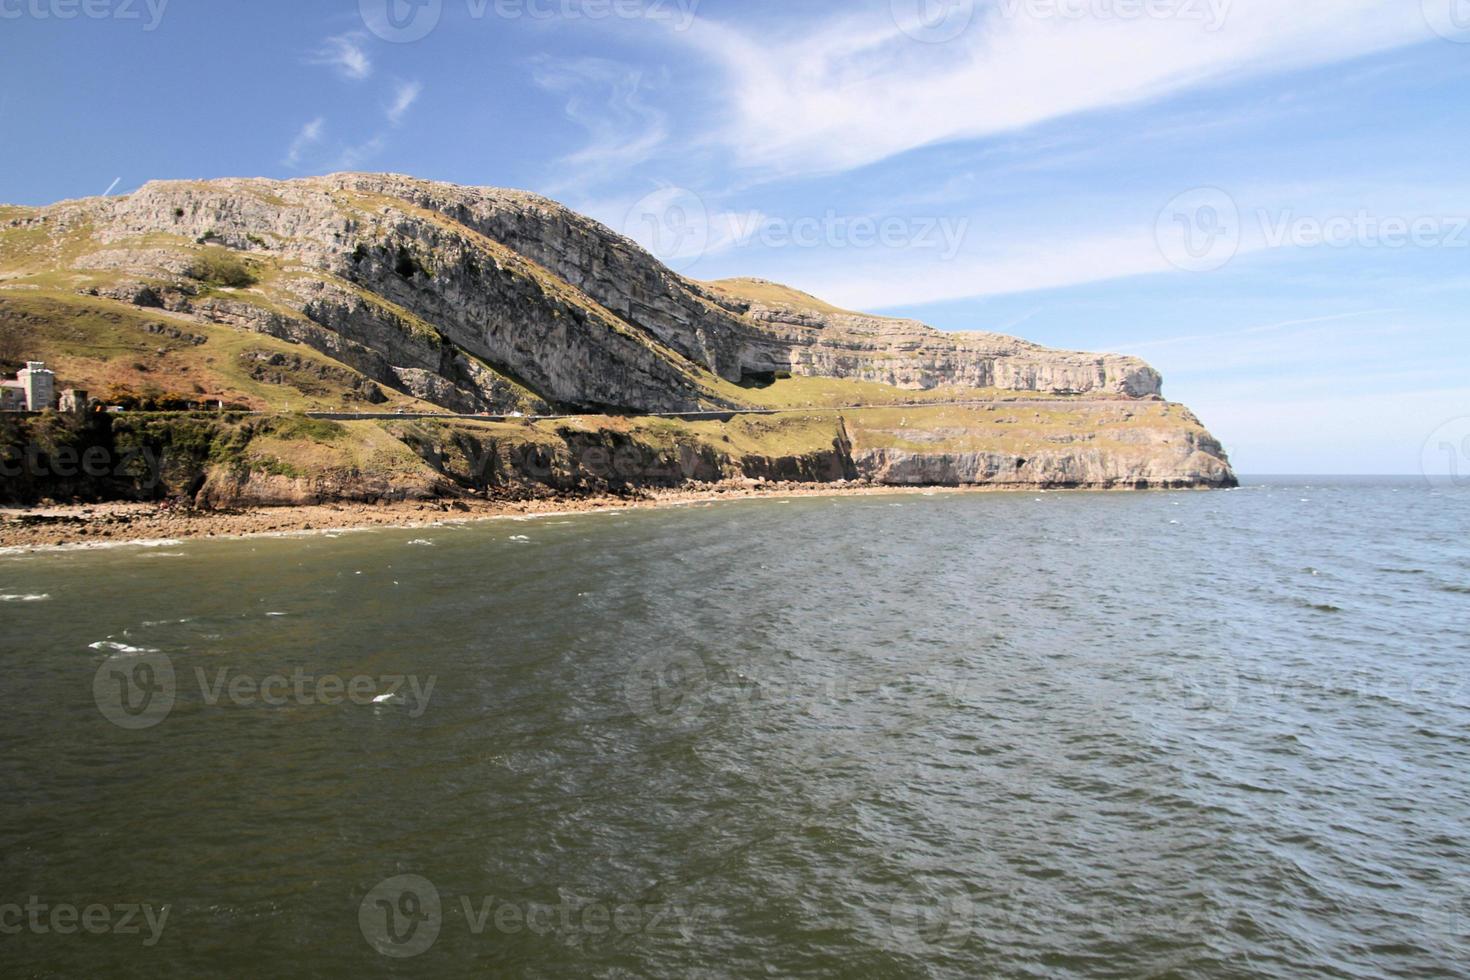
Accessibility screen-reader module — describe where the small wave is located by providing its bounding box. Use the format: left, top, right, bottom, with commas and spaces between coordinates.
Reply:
141, 617, 193, 627
265, 612, 289, 617
1297, 600, 1343, 613
509, 535, 531, 542
1440, 584, 1470, 595
0, 593, 49, 602
89, 640, 159, 654
406, 539, 435, 547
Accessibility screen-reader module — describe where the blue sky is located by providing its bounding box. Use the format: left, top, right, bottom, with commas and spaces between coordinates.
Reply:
3, 0, 1468, 474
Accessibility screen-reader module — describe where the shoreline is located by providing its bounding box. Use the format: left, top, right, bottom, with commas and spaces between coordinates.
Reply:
0, 481, 1203, 552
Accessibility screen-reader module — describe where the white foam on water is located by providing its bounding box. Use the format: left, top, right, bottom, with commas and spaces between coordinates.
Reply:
0, 593, 49, 602
89, 640, 159, 655
509, 535, 531, 542
265, 612, 288, 617
406, 539, 435, 547
0, 537, 184, 556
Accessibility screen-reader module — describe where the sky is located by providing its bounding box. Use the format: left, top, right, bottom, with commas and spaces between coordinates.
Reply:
2, 0, 1468, 475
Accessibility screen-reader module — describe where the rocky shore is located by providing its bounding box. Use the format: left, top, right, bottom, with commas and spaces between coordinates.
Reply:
0, 480, 1190, 551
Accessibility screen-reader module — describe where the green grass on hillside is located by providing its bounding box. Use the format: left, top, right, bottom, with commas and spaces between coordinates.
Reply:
703, 278, 865, 317
844, 403, 1201, 455
0, 290, 436, 412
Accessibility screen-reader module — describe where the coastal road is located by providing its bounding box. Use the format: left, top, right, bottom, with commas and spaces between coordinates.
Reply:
299, 398, 1169, 424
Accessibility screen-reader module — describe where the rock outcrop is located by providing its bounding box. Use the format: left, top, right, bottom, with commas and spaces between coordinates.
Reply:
700, 278, 1163, 397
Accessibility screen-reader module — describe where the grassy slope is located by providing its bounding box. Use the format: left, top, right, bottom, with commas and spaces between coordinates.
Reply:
844, 403, 1206, 455
0, 291, 438, 412
702, 278, 868, 317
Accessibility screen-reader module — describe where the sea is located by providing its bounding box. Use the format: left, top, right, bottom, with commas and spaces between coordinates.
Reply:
1, 476, 1467, 978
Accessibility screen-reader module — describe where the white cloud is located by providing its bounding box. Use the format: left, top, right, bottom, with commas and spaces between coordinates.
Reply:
799, 227, 1192, 310
285, 118, 326, 167
310, 32, 373, 81
680, 0, 1434, 179
727, 176, 1470, 311
531, 58, 669, 192
337, 134, 387, 170
387, 81, 423, 125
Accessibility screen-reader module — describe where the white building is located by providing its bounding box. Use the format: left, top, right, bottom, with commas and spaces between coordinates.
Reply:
1, 362, 56, 411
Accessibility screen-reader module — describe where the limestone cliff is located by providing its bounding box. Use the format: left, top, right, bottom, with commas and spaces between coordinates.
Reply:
0, 172, 1236, 498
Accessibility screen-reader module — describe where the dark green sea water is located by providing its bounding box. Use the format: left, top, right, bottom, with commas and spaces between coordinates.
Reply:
2, 478, 1469, 978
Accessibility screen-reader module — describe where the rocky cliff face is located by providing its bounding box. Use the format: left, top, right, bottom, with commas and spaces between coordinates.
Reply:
7, 174, 1164, 407
0, 172, 1236, 495
699, 278, 1163, 397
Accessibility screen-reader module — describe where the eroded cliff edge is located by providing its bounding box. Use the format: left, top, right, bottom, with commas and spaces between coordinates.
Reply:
0, 173, 1236, 503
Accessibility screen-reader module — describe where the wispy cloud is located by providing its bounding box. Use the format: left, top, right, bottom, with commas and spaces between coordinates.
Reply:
285, 117, 326, 167
387, 81, 423, 125
336, 134, 387, 170
679, 0, 1433, 179
531, 58, 669, 193
1105, 309, 1401, 354
310, 32, 372, 81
